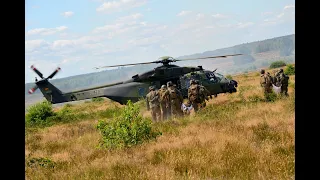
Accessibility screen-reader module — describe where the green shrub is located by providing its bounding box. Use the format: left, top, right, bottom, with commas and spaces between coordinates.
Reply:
96, 100, 162, 149
269, 61, 286, 69
284, 64, 295, 75
25, 101, 56, 126
98, 107, 122, 118
265, 92, 278, 102
92, 97, 104, 102
52, 105, 76, 122
226, 74, 233, 80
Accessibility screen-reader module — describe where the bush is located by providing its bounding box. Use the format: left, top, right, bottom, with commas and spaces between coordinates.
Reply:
92, 97, 104, 102
226, 74, 233, 80
269, 61, 286, 69
284, 64, 295, 75
265, 92, 278, 102
50, 104, 76, 123
25, 101, 56, 126
96, 100, 162, 149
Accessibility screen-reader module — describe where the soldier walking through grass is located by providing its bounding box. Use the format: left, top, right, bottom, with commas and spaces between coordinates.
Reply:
146, 86, 161, 122
158, 84, 170, 120
195, 80, 212, 108
277, 69, 289, 96
260, 69, 273, 100
188, 79, 202, 112
167, 81, 184, 118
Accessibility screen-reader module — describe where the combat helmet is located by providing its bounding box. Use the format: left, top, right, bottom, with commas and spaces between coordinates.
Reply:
194, 80, 200, 84
189, 79, 195, 85
149, 86, 155, 91
167, 81, 173, 87
279, 68, 283, 73
161, 85, 166, 89
260, 69, 265, 74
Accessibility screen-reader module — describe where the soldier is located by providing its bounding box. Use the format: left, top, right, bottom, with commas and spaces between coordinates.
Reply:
277, 69, 289, 96
274, 70, 282, 87
195, 80, 212, 108
158, 84, 170, 120
260, 69, 273, 99
188, 79, 201, 112
267, 72, 275, 85
146, 86, 161, 122
167, 81, 184, 118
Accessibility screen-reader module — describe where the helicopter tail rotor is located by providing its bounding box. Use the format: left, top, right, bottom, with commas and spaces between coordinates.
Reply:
28, 85, 39, 94
47, 67, 61, 79
31, 65, 44, 79
28, 65, 61, 94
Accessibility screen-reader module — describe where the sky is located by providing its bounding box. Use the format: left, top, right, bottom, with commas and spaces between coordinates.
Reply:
25, 0, 295, 83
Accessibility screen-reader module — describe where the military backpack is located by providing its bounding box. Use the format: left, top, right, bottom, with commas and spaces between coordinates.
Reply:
189, 85, 200, 102
159, 89, 167, 102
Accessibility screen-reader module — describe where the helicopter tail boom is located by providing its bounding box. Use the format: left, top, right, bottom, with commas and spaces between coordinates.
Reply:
36, 80, 69, 103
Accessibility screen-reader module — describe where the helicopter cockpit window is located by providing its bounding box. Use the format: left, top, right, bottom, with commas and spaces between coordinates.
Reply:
206, 72, 218, 83
215, 73, 224, 81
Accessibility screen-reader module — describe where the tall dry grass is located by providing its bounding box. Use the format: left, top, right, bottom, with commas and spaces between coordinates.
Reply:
25, 70, 295, 180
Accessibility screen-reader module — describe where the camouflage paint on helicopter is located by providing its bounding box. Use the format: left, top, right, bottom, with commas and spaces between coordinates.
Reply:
28, 54, 241, 105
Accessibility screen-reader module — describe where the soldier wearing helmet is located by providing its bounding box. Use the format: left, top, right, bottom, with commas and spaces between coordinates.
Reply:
188, 79, 201, 112
158, 84, 170, 120
277, 68, 289, 96
146, 85, 161, 122
195, 80, 212, 108
167, 81, 183, 118
260, 69, 273, 100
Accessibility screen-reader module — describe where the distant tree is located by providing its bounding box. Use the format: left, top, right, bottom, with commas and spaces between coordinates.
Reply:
269, 61, 286, 69
284, 64, 295, 75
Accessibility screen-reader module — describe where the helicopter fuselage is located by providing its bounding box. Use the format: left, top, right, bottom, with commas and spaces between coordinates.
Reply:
31, 64, 237, 105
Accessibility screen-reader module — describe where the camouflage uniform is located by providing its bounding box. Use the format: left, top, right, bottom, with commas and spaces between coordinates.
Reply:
260, 69, 273, 98
188, 79, 201, 112
267, 72, 275, 85
167, 81, 184, 118
195, 80, 212, 108
278, 69, 289, 96
274, 70, 282, 87
146, 86, 161, 122
158, 84, 170, 120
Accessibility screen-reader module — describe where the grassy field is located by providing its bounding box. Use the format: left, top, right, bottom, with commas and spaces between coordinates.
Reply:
25, 69, 295, 180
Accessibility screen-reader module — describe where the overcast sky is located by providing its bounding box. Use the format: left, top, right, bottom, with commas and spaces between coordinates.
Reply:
25, 0, 295, 83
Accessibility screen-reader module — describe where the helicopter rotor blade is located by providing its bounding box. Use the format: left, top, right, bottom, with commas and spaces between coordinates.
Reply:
94, 61, 155, 69
47, 67, 61, 79
174, 53, 243, 61
31, 65, 44, 79
28, 85, 39, 94
93, 53, 243, 69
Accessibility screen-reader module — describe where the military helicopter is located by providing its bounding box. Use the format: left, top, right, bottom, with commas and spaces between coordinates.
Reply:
28, 54, 241, 105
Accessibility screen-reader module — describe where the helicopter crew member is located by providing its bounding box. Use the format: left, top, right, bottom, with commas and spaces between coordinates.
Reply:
146, 86, 161, 122
188, 79, 201, 112
167, 81, 184, 118
260, 69, 273, 99
158, 84, 170, 120
195, 80, 212, 108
